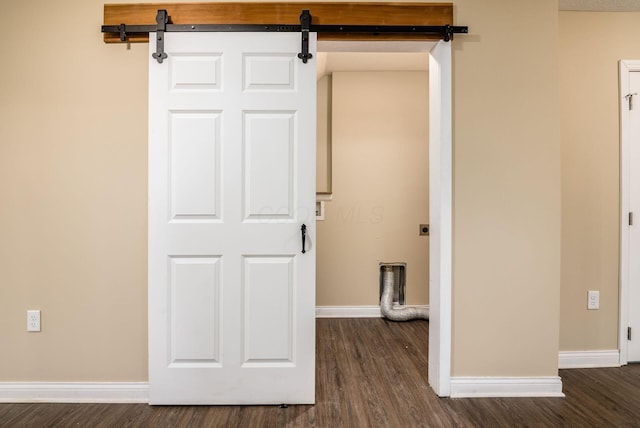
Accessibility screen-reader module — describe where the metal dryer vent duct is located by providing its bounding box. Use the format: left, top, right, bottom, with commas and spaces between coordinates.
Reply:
379, 263, 406, 306
380, 265, 429, 321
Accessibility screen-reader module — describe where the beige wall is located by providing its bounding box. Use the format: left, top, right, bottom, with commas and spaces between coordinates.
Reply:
452, 0, 561, 376
558, 12, 640, 351
0, 0, 149, 381
0, 0, 561, 382
316, 71, 429, 306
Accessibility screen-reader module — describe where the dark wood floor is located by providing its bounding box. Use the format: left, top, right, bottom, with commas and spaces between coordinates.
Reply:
3, 319, 640, 427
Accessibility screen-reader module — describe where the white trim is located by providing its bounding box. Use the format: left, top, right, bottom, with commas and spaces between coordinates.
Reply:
0, 382, 149, 403
316, 193, 333, 202
428, 40, 452, 398
450, 377, 564, 398
619, 60, 640, 366
318, 40, 433, 52
558, 350, 620, 369
315, 305, 429, 318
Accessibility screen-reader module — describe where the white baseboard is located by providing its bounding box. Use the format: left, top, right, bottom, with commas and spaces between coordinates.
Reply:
450, 376, 564, 398
0, 382, 149, 403
316, 305, 383, 318
316, 305, 429, 318
558, 350, 620, 369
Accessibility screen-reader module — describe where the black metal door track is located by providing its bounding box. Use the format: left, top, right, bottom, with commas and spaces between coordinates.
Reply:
102, 9, 468, 64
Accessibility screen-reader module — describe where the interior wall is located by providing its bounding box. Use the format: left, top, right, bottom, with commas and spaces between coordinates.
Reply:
451, 0, 561, 376
0, 0, 562, 382
316, 71, 429, 306
0, 0, 149, 381
558, 11, 640, 351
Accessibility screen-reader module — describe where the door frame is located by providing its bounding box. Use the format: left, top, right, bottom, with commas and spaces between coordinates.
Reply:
619, 60, 640, 365
427, 40, 452, 397
319, 40, 452, 396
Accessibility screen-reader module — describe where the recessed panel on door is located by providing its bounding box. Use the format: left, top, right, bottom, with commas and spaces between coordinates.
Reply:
243, 112, 295, 220
170, 54, 222, 91
170, 111, 221, 221
242, 256, 295, 366
169, 256, 222, 367
243, 54, 295, 91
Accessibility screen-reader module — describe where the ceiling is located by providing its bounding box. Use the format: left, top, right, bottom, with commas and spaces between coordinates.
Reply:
559, 0, 640, 11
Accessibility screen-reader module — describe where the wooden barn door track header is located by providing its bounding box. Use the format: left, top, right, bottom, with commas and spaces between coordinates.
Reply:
102, 2, 467, 63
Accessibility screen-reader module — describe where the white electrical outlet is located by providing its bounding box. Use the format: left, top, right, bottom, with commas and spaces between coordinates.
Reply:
27, 310, 41, 332
587, 290, 600, 310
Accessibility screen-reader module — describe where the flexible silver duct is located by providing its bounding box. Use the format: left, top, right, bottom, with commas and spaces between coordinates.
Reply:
380, 266, 429, 321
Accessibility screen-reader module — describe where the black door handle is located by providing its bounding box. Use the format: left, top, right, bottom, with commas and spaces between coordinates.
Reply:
301, 224, 307, 254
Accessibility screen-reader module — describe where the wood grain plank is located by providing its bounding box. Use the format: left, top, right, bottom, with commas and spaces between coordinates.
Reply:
103, 2, 454, 43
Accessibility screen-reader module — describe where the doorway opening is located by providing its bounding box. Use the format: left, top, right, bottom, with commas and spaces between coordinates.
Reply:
314, 41, 452, 396
315, 51, 430, 310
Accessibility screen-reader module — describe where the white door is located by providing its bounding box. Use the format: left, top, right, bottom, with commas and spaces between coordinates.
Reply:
627, 71, 640, 362
148, 32, 317, 404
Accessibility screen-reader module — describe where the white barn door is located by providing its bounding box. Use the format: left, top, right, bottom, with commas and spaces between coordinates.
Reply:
148, 32, 317, 404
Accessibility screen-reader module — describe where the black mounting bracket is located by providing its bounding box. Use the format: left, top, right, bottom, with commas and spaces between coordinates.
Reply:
443, 24, 454, 42
152, 10, 169, 64
118, 23, 127, 42
297, 10, 313, 64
